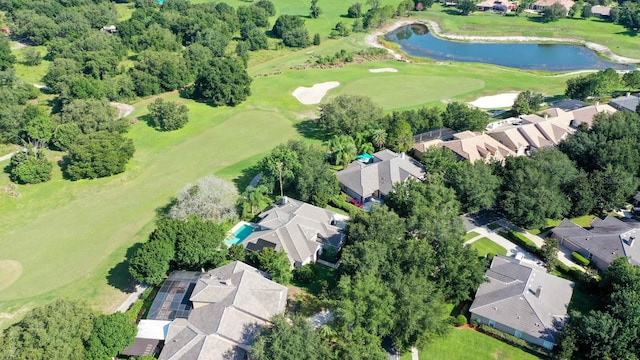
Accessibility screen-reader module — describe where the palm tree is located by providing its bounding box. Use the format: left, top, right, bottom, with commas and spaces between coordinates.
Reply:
359, 142, 374, 155
243, 185, 270, 216
328, 135, 357, 167
371, 129, 387, 150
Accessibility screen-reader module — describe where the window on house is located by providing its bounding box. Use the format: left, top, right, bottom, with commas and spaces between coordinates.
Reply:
514, 330, 522, 338
488, 320, 495, 328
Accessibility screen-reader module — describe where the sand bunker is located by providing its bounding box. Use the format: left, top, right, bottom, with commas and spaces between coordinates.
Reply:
292, 82, 340, 105
0, 260, 22, 292
470, 92, 520, 109
369, 68, 398, 73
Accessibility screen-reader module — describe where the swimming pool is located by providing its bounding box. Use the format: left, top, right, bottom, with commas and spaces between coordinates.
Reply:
224, 223, 256, 246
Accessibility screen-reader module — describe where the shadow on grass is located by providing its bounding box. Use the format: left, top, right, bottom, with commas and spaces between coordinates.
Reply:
156, 198, 177, 218
107, 242, 143, 293
615, 29, 639, 37
295, 119, 327, 141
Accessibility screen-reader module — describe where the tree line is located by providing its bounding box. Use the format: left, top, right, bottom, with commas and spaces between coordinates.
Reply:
0, 299, 137, 360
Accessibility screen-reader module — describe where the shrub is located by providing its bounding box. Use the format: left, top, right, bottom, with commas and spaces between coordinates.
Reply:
501, 230, 542, 257
471, 319, 479, 328
572, 251, 590, 266
293, 264, 315, 283
9, 149, 52, 184
479, 325, 550, 357
319, 247, 339, 263
456, 314, 467, 327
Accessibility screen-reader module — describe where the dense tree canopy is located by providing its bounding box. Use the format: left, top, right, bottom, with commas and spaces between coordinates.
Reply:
558, 257, 640, 359
511, 90, 544, 115
64, 131, 135, 180
147, 98, 189, 131
318, 94, 383, 137
258, 140, 339, 207
190, 57, 252, 107
251, 315, 332, 360
0, 299, 95, 360
9, 148, 53, 185
248, 248, 292, 284
442, 102, 488, 132
85, 313, 137, 360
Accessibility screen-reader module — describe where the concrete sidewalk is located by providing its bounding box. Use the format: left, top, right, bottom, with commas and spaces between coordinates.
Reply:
114, 284, 149, 313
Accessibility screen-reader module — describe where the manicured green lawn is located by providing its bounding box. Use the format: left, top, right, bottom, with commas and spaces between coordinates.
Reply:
402, 328, 540, 360
417, 4, 640, 59
464, 231, 480, 241
469, 237, 507, 257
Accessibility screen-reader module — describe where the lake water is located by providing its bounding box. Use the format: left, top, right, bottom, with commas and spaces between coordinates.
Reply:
384, 24, 633, 72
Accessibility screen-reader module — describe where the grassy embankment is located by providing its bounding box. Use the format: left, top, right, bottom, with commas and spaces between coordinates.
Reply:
0, 0, 629, 328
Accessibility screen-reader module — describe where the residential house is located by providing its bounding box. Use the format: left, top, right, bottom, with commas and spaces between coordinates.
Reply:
100, 25, 117, 33
551, 99, 588, 112
550, 216, 640, 270
439, 131, 515, 163
487, 103, 615, 154
530, 0, 574, 12
470, 255, 574, 350
336, 149, 426, 203
158, 262, 288, 360
609, 93, 640, 113
411, 127, 456, 160
590, 5, 611, 18
242, 197, 347, 268
476, 0, 519, 13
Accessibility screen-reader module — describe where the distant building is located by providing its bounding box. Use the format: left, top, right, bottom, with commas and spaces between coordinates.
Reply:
438, 131, 515, 163
591, 5, 611, 18
609, 93, 640, 113
100, 25, 117, 34
530, 0, 574, 12
1, 27, 10, 35
470, 255, 574, 350
476, 0, 519, 13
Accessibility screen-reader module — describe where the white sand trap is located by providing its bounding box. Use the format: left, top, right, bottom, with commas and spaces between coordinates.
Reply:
470, 92, 520, 109
0, 260, 22, 292
292, 82, 340, 105
369, 68, 398, 73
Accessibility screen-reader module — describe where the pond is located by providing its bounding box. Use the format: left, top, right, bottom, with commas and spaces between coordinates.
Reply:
384, 24, 634, 72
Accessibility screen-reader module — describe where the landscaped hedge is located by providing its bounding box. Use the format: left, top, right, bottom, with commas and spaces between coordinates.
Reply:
456, 314, 468, 327
500, 230, 542, 257
329, 194, 361, 213
478, 325, 550, 358
572, 252, 590, 267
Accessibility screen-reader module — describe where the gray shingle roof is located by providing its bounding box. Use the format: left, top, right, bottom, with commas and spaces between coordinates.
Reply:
551, 216, 640, 267
336, 150, 425, 199
470, 256, 573, 344
159, 262, 287, 360
609, 94, 640, 112
242, 197, 346, 266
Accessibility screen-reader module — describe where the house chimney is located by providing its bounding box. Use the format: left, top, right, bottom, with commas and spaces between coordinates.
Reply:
544, 114, 548, 120
629, 237, 635, 247
627, 92, 631, 97
400, 152, 405, 159
595, 101, 599, 110
281, 196, 288, 205
535, 286, 542, 298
